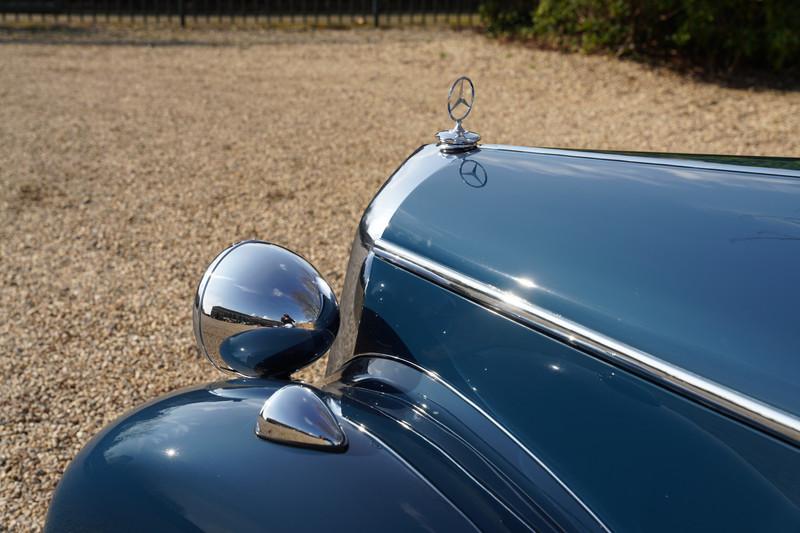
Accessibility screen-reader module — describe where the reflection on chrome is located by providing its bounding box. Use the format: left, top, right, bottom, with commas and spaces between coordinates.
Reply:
193, 241, 339, 378
514, 277, 537, 289
255, 384, 347, 452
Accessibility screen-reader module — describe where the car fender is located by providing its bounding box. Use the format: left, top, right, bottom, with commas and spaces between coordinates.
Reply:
45, 378, 478, 533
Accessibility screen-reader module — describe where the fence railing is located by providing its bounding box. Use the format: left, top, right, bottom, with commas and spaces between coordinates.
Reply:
0, 0, 482, 26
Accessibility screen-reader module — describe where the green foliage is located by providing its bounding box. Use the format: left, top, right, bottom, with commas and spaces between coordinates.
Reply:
480, 0, 800, 71
479, 0, 534, 35
531, 0, 634, 52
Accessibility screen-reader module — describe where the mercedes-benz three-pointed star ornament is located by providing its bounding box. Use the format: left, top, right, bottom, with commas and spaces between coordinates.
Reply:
436, 76, 481, 153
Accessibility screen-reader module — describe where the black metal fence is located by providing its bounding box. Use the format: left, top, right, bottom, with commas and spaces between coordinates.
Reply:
0, 0, 482, 26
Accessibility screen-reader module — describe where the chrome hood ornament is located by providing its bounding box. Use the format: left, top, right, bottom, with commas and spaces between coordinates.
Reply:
436, 76, 481, 153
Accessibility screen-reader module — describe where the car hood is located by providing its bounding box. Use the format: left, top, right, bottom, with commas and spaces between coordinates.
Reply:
363, 144, 800, 423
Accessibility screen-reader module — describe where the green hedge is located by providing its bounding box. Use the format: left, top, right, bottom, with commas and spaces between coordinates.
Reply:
480, 0, 800, 71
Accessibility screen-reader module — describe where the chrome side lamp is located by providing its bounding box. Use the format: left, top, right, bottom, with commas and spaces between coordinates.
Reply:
193, 240, 346, 451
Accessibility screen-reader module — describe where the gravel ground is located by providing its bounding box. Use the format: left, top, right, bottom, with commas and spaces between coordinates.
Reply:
1, 25, 799, 530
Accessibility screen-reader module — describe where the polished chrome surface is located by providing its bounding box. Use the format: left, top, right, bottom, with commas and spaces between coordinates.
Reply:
326, 234, 371, 375
193, 240, 339, 378
437, 76, 480, 153
256, 384, 347, 451
372, 238, 800, 445
447, 76, 475, 122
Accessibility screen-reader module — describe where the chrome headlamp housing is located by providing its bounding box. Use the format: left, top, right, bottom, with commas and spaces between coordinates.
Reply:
193, 240, 339, 378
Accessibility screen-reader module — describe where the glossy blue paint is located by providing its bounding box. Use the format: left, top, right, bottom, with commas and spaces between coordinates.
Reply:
45, 379, 480, 532
365, 144, 800, 420
326, 356, 607, 532
351, 256, 800, 532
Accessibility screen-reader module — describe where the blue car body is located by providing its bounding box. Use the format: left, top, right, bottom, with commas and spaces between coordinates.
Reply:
47, 144, 800, 532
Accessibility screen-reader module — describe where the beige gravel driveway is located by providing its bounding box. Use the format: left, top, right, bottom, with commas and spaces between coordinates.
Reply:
1, 25, 799, 530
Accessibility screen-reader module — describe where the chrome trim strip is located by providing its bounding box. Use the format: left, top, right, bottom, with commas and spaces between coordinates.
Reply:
373, 238, 800, 446
346, 353, 611, 532
481, 144, 800, 178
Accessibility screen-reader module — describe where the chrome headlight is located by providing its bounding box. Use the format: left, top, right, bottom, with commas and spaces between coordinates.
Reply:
193, 241, 339, 378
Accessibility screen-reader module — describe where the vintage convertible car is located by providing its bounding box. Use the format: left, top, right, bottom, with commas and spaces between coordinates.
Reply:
46, 78, 800, 532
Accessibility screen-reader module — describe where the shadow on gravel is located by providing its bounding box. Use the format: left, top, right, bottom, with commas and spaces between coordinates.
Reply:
632, 55, 800, 93
0, 36, 236, 46
499, 34, 800, 93
0, 23, 93, 35
698, 75, 799, 93
0, 24, 239, 46
2, 22, 799, 91
0, 22, 392, 47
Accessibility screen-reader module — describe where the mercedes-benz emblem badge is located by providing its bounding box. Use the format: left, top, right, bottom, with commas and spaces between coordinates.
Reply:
436, 76, 480, 153
447, 76, 475, 123
459, 159, 487, 188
